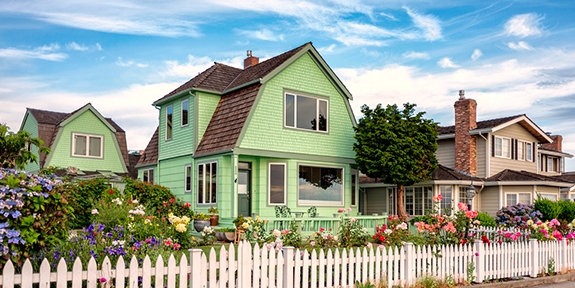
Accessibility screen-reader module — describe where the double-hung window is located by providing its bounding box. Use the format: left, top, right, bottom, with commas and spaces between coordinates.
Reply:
494, 136, 511, 158
268, 163, 286, 205
517, 140, 533, 161
181, 99, 189, 127
506, 193, 531, 206
298, 165, 343, 205
439, 186, 453, 214
197, 162, 217, 204
165, 105, 173, 140
285, 93, 328, 132
72, 133, 103, 158
184, 165, 192, 192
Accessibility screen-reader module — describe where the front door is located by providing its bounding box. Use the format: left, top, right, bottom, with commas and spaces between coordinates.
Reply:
237, 163, 251, 217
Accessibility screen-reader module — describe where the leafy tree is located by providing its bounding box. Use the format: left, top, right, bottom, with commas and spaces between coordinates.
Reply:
0, 124, 50, 169
353, 103, 438, 220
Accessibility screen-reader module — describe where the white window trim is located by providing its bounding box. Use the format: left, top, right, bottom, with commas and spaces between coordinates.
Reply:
165, 104, 173, 140
494, 136, 511, 159
517, 140, 525, 161
197, 161, 217, 205
72, 133, 103, 158
525, 142, 533, 161
181, 99, 189, 127
284, 92, 329, 133
268, 163, 287, 205
184, 165, 192, 192
297, 164, 344, 206
505, 192, 532, 206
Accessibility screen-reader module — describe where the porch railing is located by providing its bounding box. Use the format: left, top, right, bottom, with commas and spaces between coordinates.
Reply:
262, 214, 388, 235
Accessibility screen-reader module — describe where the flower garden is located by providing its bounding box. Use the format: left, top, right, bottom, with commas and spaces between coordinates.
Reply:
2, 167, 575, 286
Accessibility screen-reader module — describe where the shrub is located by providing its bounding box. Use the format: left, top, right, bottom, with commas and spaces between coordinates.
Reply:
495, 203, 542, 228
559, 200, 575, 222
476, 212, 496, 227
67, 178, 111, 229
338, 217, 371, 248
280, 221, 303, 248
534, 197, 562, 221
0, 169, 73, 268
123, 178, 193, 218
373, 215, 410, 246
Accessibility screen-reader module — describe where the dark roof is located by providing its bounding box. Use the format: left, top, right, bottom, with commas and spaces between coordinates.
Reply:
25, 105, 129, 169
136, 127, 159, 167
195, 84, 260, 156
154, 42, 309, 104
437, 114, 524, 135
431, 165, 483, 181
486, 169, 569, 183
127, 153, 141, 179
551, 173, 575, 184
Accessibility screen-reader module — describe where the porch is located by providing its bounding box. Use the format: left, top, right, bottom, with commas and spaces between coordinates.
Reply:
261, 214, 389, 236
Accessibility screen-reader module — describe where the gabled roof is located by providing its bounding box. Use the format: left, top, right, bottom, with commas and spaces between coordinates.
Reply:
431, 165, 483, 181
485, 169, 572, 187
437, 114, 552, 143
23, 104, 129, 169
136, 127, 159, 167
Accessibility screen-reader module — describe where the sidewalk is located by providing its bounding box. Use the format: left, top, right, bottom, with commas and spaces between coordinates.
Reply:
473, 272, 575, 288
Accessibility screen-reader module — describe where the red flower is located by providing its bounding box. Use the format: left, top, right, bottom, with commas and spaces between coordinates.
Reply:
163, 202, 168, 207
109, 189, 114, 194
170, 198, 175, 203
481, 235, 490, 244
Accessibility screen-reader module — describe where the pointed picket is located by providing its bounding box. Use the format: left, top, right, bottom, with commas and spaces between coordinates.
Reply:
3, 260, 15, 288
114, 256, 125, 288
155, 255, 165, 288
228, 244, 237, 288
209, 247, 218, 288
71, 257, 83, 288
318, 249, 325, 288
341, 248, 348, 287
86, 257, 98, 288
333, 248, 340, 288
20, 259, 33, 288
56, 258, 68, 288
142, 255, 152, 288
326, 249, 333, 288
252, 245, 261, 288
302, 249, 310, 288
179, 254, 188, 288
101, 256, 112, 287
167, 254, 177, 288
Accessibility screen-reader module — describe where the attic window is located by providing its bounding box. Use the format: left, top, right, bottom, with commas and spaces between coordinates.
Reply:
285, 93, 328, 132
72, 133, 103, 158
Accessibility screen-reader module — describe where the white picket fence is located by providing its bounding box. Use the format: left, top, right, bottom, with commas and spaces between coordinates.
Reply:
2, 239, 575, 288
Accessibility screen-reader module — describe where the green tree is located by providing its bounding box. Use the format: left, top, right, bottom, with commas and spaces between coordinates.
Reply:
0, 124, 50, 169
353, 103, 438, 220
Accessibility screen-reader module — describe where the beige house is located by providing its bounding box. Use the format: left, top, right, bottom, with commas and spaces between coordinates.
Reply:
359, 91, 574, 217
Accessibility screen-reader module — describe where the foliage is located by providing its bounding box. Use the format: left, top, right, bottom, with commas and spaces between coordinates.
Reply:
208, 206, 218, 215
0, 124, 50, 169
233, 215, 246, 228
307, 227, 339, 249
242, 215, 272, 245
534, 197, 562, 221
123, 178, 193, 219
67, 178, 111, 229
475, 212, 496, 227
0, 169, 72, 268
280, 221, 303, 248
373, 215, 410, 246
558, 200, 575, 222
192, 212, 210, 220
337, 216, 371, 248
495, 204, 542, 228
200, 226, 216, 246
353, 103, 438, 220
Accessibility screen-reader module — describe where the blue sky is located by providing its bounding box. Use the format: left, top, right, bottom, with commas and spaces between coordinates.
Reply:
1, 0, 575, 170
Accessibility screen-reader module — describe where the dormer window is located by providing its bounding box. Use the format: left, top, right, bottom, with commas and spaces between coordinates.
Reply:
285, 93, 328, 132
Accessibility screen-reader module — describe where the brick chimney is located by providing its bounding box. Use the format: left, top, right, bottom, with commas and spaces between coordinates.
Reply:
243, 50, 259, 69
541, 135, 563, 152
454, 90, 477, 176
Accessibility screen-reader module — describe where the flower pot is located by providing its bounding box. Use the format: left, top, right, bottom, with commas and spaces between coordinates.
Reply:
193, 220, 210, 232
215, 231, 226, 241
224, 231, 236, 242
210, 214, 219, 226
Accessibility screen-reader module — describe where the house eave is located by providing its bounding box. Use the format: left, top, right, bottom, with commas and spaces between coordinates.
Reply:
483, 181, 573, 187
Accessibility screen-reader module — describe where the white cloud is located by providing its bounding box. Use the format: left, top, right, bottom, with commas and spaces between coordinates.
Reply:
160, 55, 216, 79
380, 12, 398, 21
66, 42, 89, 51
403, 51, 429, 60
437, 57, 459, 68
237, 28, 284, 41
504, 13, 543, 38
471, 49, 482, 61
116, 57, 148, 68
404, 6, 442, 41
318, 44, 337, 53
0, 44, 67, 61
508, 41, 533, 51
95, 43, 102, 51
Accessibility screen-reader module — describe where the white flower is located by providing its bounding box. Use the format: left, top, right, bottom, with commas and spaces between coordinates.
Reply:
273, 229, 281, 237
91, 209, 99, 215
112, 198, 123, 205
384, 229, 393, 235
132, 199, 139, 204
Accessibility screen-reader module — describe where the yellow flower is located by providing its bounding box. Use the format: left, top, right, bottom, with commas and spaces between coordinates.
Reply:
254, 226, 259, 231
176, 223, 187, 232
242, 222, 249, 229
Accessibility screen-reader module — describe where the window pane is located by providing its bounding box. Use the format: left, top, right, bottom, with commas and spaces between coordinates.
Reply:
424, 187, 433, 213
440, 186, 452, 214
89, 137, 101, 157
502, 138, 510, 157
298, 166, 343, 205
166, 105, 173, 139
507, 194, 517, 206
74, 135, 87, 156
148, 169, 154, 184
526, 143, 532, 161
211, 163, 217, 203
269, 164, 285, 204
185, 166, 192, 191
351, 170, 356, 206
495, 138, 502, 156
285, 94, 295, 127
198, 164, 203, 203
296, 96, 316, 130
181, 100, 189, 126
519, 193, 531, 204
318, 100, 327, 131
414, 187, 423, 215
517, 141, 524, 160
405, 187, 414, 215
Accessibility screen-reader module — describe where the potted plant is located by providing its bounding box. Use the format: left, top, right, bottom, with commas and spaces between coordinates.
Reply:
192, 212, 211, 232
219, 227, 236, 242
208, 206, 219, 226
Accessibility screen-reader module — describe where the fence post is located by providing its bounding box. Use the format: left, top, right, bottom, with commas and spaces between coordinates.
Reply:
530, 238, 539, 278
474, 239, 484, 283
189, 248, 203, 288
404, 242, 414, 286
283, 246, 294, 288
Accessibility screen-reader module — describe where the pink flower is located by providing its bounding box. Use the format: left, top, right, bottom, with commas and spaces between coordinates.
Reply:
475, 252, 479, 256
442, 222, 456, 233
432, 194, 443, 202
552, 230, 563, 241
465, 211, 478, 219
99, 278, 107, 283
457, 202, 468, 211
337, 208, 346, 213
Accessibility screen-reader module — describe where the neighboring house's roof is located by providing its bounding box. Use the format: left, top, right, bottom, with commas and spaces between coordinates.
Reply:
154, 42, 309, 105
539, 147, 574, 158
195, 84, 260, 156
358, 164, 482, 184
437, 114, 552, 143
485, 169, 572, 185
24, 104, 129, 168
127, 153, 141, 179
551, 173, 575, 184
136, 127, 159, 167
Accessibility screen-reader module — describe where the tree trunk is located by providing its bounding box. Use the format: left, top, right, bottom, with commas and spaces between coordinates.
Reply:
396, 184, 409, 221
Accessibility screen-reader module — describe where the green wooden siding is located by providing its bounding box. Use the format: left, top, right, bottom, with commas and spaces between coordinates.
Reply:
137, 165, 157, 183
239, 53, 356, 159
196, 91, 220, 146
22, 114, 40, 172
157, 156, 193, 202
158, 95, 195, 160
45, 110, 126, 172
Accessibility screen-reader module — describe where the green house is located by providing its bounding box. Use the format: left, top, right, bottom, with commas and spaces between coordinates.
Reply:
137, 43, 359, 223
19, 103, 130, 180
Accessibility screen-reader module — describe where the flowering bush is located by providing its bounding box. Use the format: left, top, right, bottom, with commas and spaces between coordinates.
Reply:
527, 219, 565, 241
200, 226, 216, 245
123, 178, 193, 219
242, 215, 272, 245
338, 217, 370, 248
307, 227, 338, 249
280, 221, 303, 248
373, 215, 410, 246
495, 204, 542, 228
